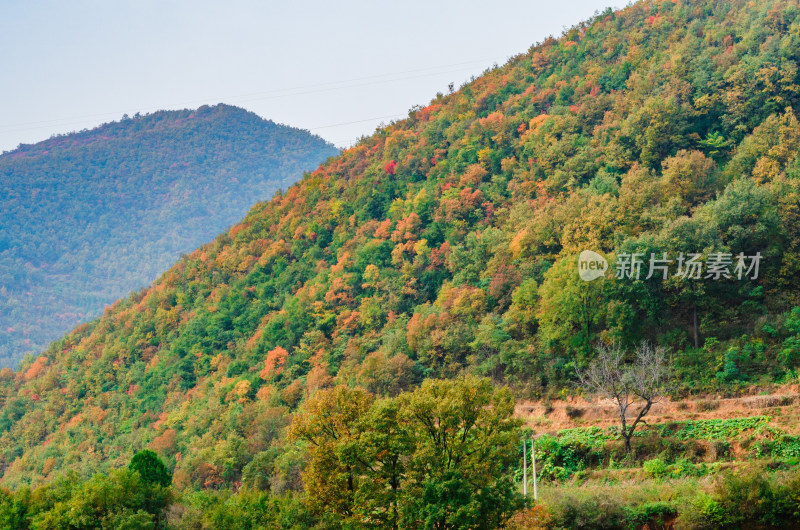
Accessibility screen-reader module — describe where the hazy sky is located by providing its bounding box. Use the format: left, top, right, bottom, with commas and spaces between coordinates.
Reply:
1, 0, 616, 152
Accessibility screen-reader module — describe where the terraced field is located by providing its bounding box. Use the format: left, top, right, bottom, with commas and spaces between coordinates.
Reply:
505, 389, 800, 527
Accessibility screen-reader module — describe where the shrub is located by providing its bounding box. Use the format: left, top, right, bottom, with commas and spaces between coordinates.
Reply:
678, 470, 800, 529
643, 458, 669, 479
547, 491, 628, 530
506, 504, 553, 530
624, 501, 677, 530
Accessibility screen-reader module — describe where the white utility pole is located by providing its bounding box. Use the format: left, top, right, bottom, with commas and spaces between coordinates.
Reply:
531, 435, 538, 501
522, 439, 527, 496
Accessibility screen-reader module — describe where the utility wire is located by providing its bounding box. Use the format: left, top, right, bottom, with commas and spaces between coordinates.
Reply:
309, 113, 406, 131
0, 57, 502, 135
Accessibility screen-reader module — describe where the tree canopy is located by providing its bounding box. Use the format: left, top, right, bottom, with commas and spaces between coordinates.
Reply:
1, 0, 800, 505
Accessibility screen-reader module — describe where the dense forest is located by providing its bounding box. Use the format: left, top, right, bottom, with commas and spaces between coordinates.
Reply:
4, 0, 800, 527
0, 105, 337, 368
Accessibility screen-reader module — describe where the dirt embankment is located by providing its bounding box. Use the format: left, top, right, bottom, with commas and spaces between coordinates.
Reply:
516, 385, 800, 434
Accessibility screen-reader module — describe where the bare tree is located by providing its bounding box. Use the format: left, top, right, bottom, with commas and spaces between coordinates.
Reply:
577, 342, 670, 454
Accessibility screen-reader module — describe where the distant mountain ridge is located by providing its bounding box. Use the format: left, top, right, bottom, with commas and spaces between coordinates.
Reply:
0, 104, 338, 367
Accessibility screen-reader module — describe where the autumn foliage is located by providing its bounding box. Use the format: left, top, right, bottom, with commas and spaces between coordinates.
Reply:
259, 346, 289, 378
1, 0, 800, 515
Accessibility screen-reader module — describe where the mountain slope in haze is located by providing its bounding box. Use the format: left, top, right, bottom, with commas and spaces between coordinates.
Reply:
3, 0, 800, 493
0, 105, 338, 368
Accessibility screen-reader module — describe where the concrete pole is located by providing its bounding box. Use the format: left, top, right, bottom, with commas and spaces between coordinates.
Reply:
531, 435, 538, 501
522, 439, 527, 497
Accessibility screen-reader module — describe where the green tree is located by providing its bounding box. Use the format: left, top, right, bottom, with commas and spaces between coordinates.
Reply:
129, 450, 172, 488
288, 385, 374, 519
289, 378, 523, 529
537, 254, 609, 357
26, 469, 171, 530
353, 398, 412, 529
397, 377, 524, 529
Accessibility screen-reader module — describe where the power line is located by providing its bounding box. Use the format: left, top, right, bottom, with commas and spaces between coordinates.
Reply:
225, 65, 483, 105
309, 113, 406, 131
0, 57, 502, 136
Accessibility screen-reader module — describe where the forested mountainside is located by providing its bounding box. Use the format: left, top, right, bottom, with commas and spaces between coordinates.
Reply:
3, 0, 800, 523
0, 105, 337, 368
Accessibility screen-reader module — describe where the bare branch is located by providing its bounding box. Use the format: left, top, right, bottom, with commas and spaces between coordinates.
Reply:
576, 341, 671, 453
